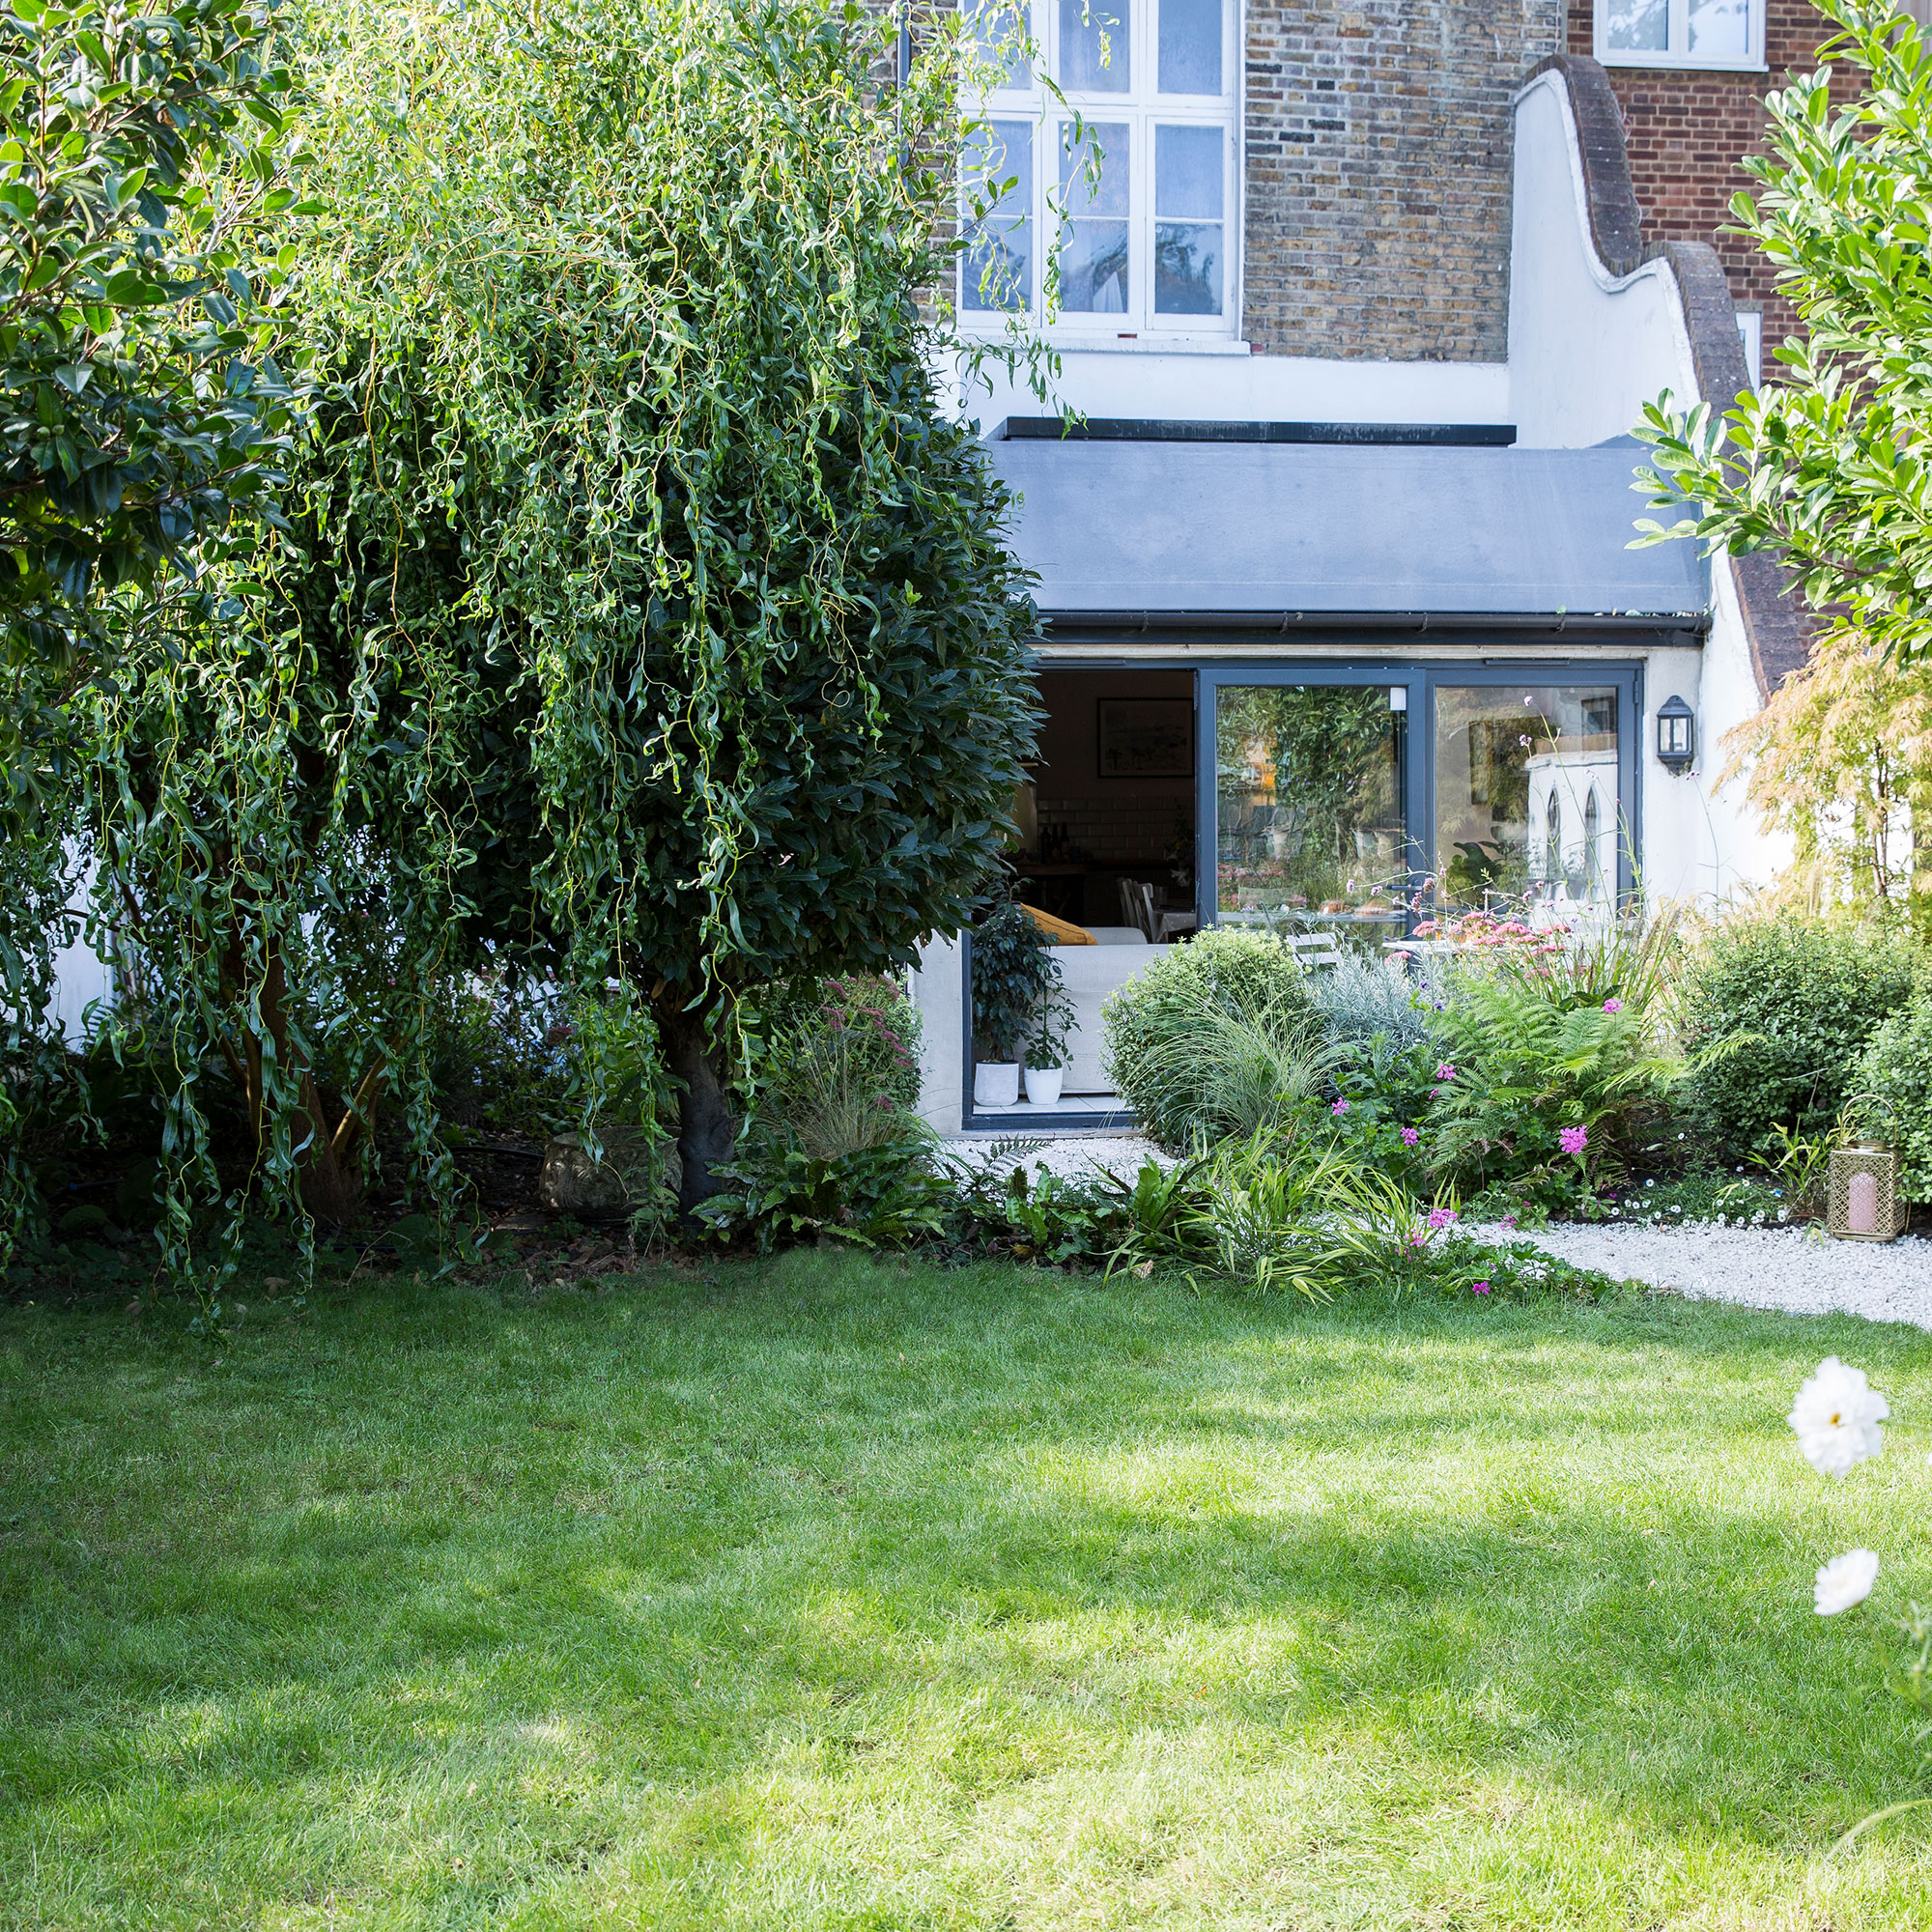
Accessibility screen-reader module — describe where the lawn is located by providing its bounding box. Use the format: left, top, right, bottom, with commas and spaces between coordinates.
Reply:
4, 1256, 1932, 1929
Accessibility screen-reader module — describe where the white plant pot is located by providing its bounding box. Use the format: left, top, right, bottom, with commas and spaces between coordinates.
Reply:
1022, 1065, 1065, 1107
974, 1062, 1021, 1108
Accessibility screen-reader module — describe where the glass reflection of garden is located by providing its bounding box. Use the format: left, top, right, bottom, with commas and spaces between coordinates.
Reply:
1215, 685, 1406, 927
1433, 687, 1619, 916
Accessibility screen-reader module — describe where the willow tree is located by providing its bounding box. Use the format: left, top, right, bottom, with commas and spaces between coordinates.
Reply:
91, 0, 1040, 1236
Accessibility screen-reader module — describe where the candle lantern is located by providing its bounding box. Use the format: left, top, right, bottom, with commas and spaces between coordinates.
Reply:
1826, 1141, 1907, 1242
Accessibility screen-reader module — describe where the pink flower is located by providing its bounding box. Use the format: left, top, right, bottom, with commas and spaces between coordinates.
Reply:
1400, 1126, 1420, 1147
1429, 1086, 1441, 1099
1472, 1279, 1492, 1295
1500, 1212, 1519, 1230
1603, 997, 1624, 1013
1559, 1124, 1589, 1156
1427, 1206, 1459, 1230
1406, 1229, 1427, 1248
1435, 1063, 1456, 1081
1331, 1097, 1350, 1116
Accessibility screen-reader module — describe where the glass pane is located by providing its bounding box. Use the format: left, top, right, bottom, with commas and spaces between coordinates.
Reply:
1433, 687, 1620, 916
1154, 221, 1220, 312
1603, 0, 1668, 50
1158, 0, 1221, 93
1688, 0, 1749, 58
961, 120, 1034, 312
1058, 0, 1129, 90
1215, 686, 1407, 928
970, 0, 1033, 88
1058, 122, 1129, 311
1154, 124, 1223, 216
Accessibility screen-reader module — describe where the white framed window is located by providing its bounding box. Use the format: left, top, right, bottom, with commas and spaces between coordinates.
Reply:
960, 0, 1240, 341
1593, 0, 1766, 71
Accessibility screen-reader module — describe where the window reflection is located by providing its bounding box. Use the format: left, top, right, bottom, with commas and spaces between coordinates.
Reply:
1435, 687, 1619, 914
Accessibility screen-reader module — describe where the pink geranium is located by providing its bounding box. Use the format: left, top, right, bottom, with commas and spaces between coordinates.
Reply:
1400, 1126, 1420, 1147
1603, 997, 1624, 1013
1559, 1124, 1589, 1156
1331, 1097, 1350, 1116
1427, 1206, 1458, 1230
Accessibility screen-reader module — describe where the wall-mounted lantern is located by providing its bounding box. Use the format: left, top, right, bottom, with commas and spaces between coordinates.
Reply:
1656, 695, 1695, 774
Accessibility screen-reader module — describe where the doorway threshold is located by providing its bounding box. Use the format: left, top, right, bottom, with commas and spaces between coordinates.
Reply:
960, 1097, 1135, 1134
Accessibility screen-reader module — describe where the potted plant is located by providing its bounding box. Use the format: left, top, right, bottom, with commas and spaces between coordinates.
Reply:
1023, 983, 1077, 1107
971, 895, 1060, 1109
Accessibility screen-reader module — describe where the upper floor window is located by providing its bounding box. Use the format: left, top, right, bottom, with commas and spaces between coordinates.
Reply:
1593, 0, 1766, 71
960, 0, 1239, 338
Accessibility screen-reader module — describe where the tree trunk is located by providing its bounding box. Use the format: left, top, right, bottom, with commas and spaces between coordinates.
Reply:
656, 999, 736, 1217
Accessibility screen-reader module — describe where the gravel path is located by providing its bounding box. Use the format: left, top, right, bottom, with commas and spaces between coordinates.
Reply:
942, 1133, 1932, 1329
1474, 1219, 1932, 1330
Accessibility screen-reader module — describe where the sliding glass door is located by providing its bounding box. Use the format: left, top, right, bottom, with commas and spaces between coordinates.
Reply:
1195, 664, 1641, 935
1206, 673, 1419, 938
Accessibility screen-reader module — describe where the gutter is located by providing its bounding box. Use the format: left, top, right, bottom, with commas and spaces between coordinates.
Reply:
1038, 608, 1710, 639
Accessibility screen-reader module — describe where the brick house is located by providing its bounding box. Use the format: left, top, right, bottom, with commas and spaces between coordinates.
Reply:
915, 0, 1821, 1131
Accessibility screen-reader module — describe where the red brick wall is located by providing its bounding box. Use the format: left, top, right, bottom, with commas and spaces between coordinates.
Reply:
1565, 1, 1860, 362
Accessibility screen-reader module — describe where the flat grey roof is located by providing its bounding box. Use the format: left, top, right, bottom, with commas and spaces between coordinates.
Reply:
985, 437, 1707, 621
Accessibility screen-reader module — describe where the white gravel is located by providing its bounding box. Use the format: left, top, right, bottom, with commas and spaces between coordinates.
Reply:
942, 1133, 1932, 1330
940, 1132, 1174, 1185
1474, 1219, 1932, 1330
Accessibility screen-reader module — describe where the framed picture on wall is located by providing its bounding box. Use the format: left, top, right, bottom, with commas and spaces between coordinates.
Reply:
1096, 698, 1193, 779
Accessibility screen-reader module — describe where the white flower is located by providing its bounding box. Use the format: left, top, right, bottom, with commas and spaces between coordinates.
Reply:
1813, 1548, 1880, 1616
1787, 1357, 1889, 1479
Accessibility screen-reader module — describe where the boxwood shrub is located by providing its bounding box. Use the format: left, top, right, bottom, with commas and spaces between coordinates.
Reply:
1681, 917, 1920, 1158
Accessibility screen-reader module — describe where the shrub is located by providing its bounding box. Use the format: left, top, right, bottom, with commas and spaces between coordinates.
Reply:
1101, 927, 1321, 1148
1681, 917, 1920, 1157
1427, 961, 1684, 1208
1853, 996, 1932, 1199
1311, 951, 1446, 1058
751, 974, 924, 1159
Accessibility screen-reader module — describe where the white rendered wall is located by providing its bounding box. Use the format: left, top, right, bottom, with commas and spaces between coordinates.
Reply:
910, 933, 966, 1138
1509, 66, 1784, 909
953, 345, 1512, 431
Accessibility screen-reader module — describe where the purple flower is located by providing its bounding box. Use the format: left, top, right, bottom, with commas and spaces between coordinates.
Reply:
1406, 1229, 1427, 1248
1559, 1124, 1589, 1156
1472, 1279, 1492, 1295
1435, 1063, 1456, 1081
1427, 1206, 1459, 1230
1500, 1212, 1519, 1230
1331, 1097, 1350, 1116
1602, 997, 1624, 1014
1400, 1126, 1420, 1148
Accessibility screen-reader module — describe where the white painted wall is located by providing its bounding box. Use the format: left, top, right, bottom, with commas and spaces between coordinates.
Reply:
1507, 64, 1786, 910
953, 344, 1512, 431
909, 932, 966, 1137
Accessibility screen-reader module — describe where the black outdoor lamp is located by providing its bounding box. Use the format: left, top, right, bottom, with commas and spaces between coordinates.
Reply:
1655, 695, 1696, 774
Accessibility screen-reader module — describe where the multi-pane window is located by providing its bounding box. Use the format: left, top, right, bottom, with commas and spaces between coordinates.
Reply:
1593, 0, 1765, 70
961, 0, 1238, 336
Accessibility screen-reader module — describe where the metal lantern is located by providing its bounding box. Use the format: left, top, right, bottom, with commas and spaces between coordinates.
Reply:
1656, 695, 1696, 774
1827, 1141, 1907, 1242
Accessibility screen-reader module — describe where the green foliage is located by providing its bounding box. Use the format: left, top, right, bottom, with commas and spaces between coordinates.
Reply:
1854, 995, 1932, 1199
0, 0, 300, 663
1681, 915, 1919, 1157
970, 897, 1062, 1064
1311, 950, 1447, 1059
1633, 0, 1932, 668
6, 0, 1046, 1265
1590, 1172, 1792, 1228
1101, 926, 1319, 1147
700, 1131, 949, 1254
1427, 962, 1685, 1208
749, 973, 924, 1160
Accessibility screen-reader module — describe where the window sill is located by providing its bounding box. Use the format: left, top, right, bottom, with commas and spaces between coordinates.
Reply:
1594, 52, 1768, 72
960, 329, 1253, 356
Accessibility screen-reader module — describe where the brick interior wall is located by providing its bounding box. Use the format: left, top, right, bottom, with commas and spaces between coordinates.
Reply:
1244, 0, 1565, 361
1565, 0, 1859, 360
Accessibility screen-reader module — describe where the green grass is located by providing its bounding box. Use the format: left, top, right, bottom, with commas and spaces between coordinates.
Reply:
4, 1257, 1932, 1929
